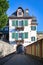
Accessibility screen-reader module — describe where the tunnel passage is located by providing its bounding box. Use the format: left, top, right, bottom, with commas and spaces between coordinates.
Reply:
16, 44, 25, 54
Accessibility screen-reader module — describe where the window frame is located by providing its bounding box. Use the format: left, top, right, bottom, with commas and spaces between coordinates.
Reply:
31, 37, 35, 41
31, 26, 36, 30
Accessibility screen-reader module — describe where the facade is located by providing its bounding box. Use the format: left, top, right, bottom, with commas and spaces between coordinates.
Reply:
9, 7, 37, 46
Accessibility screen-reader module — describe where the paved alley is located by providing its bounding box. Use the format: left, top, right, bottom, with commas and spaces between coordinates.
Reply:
0, 53, 43, 65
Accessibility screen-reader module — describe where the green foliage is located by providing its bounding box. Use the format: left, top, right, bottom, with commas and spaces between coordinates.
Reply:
0, 0, 9, 28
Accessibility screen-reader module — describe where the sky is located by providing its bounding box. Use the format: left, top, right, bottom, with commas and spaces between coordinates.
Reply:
7, 0, 43, 31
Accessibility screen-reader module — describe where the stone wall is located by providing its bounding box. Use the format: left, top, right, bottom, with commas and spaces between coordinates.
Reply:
0, 41, 16, 57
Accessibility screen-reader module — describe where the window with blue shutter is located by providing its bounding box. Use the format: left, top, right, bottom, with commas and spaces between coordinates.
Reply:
12, 33, 18, 40
31, 37, 35, 41
18, 20, 23, 26
25, 32, 28, 38
18, 32, 28, 39
31, 26, 36, 30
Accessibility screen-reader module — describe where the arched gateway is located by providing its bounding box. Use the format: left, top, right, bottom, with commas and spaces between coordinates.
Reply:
16, 44, 25, 54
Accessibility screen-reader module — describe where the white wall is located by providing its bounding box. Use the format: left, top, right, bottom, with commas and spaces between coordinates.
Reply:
9, 19, 37, 46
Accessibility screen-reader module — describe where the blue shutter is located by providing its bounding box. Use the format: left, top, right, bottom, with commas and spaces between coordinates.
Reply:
16, 20, 18, 26
25, 32, 28, 38
12, 20, 15, 26
12, 33, 15, 38
15, 33, 18, 40
25, 20, 28, 26
22, 33, 25, 39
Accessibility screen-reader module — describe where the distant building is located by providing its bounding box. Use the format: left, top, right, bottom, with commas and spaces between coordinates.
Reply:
9, 7, 37, 46
37, 31, 43, 40
0, 26, 9, 42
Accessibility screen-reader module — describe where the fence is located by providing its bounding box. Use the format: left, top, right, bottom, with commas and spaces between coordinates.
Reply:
26, 39, 43, 58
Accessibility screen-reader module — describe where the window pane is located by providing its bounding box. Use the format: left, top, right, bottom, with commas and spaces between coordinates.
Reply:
31, 26, 36, 30
18, 12, 22, 15
18, 20, 23, 26
31, 37, 35, 41
19, 33, 22, 38
25, 32, 28, 38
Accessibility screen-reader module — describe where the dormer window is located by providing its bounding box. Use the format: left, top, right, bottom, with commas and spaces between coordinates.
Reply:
17, 9, 22, 15
17, 8, 24, 17
18, 11, 22, 15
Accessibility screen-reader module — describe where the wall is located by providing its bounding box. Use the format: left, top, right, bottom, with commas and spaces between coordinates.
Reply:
0, 40, 16, 57
9, 18, 37, 46
26, 39, 43, 58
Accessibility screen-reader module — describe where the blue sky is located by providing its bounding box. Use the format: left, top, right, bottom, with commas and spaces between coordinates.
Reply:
7, 0, 43, 31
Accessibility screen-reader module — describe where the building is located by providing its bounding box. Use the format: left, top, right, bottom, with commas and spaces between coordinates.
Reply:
0, 26, 9, 42
37, 31, 43, 40
9, 7, 37, 46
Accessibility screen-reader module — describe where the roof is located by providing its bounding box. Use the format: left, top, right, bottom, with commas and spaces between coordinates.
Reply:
37, 31, 43, 34
9, 7, 30, 18
9, 7, 37, 22
9, 16, 33, 19
12, 7, 24, 16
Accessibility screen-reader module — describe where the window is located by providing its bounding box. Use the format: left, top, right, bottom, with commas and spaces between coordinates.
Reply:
31, 37, 35, 41
12, 20, 18, 26
18, 32, 28, 39
12, 33, 18, 40
19, 33, 22, 38
18, 10, 22, 15
18, 12, 22, 15
12, 20, 15, 26
18, 20, 23, 26
12, 33, 15, 38
31, 26, 36, 30
25, 32, 28, 38
19, 33, 24, 39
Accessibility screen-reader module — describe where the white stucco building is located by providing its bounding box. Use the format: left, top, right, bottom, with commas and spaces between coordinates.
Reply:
9, 7, 37, 47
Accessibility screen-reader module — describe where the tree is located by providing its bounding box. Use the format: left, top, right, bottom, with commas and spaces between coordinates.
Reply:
0, 0, 9, 29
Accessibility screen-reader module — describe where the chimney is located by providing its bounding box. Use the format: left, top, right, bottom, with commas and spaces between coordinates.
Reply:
25, 9, 29, 16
